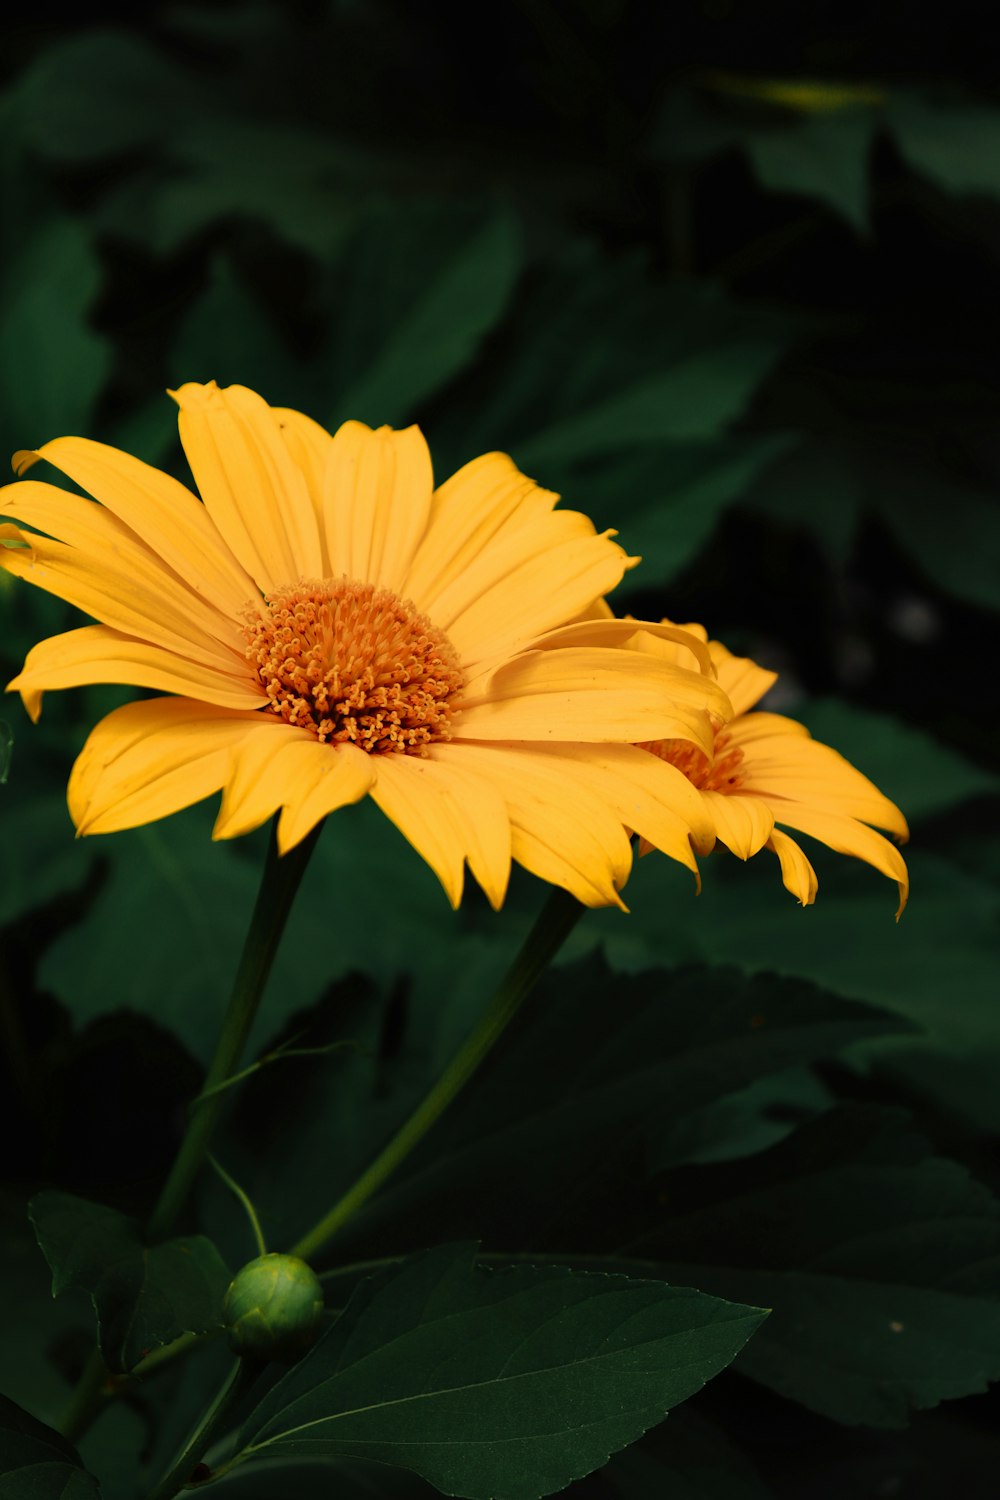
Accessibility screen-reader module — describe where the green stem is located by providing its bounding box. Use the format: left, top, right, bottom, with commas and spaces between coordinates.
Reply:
60, 820, 320, 1444
147, 822, 321, 1243
145, 1358, 258, 1500
291, 885, 584, 1263
60, 1348, 111, 1446
209, 1155, 268, 1257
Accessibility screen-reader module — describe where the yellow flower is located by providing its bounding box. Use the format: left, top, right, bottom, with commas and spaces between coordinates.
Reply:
632, 622, 909, 915
0, 382, 729, 910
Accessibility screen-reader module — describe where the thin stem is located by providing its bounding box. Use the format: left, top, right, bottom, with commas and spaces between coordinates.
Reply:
147, 821, 322, 1243
60, 1348, 111, 1445
291, 885, 584, 1263
209, 1155, 267, 1257
60, 820, 321, 1444
145, 1358, 258, 1500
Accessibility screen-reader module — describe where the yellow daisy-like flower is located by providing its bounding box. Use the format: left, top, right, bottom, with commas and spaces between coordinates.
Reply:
0, 382, 730, 911
631, 622, 910, 915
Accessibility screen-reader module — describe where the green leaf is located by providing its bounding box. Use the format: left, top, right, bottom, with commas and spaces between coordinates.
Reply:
38, 811, 266, 1063
0, 220, 111, 449
567, 435, 792, 589
888, 92, 1000, 200
641, 1107, 1000, 1426
744, 112, 876, 232
428, 250, 795, 477
585, 849, 1000, 1128
169, 254, 303, 403
343, 956, 912, 1252
333, 202, 522, 427
0, 787, 92, 927
29, 1191, 230, 1373
10, 30, 187, 162
516, 336, 783, 468
650, 85, 876, 230
869, 462, 1000, 612
231, 1244, 766, 1500
0, 1393, 101, 1498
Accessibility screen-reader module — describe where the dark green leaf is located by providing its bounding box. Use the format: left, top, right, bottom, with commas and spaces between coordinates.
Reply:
10, 30, 187, 162
232, 1244, 765, 1500
29, 1191, 230, 1373
169, 255, 302, 402
343, 956, 912, 1252
744, 112, 876, 232
0, 1393, 101, 1498
639, 1107, 1000, 1426
0, 788, 92, 928
336, 205, 522, 426
0, 221, 111, 448
517, 336, 783, 467
888, 92, 1000, 200
584, 849, 1000, 1128
567, 436, 792, 590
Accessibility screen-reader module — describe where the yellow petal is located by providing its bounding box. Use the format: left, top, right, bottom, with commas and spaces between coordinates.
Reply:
443, 527, 632, 668
708, 639, 778, 716
15, 435, 255, 616
738, 735, 909, 840
368, 753, 470, 908
273, 406, 335, 572
212, 722, 327, 841
728, 711, 812, 746
173, 382, 324, 589
276, 742, 376, 853
69, 698, 263, 836
537, 618, 715, 679
0, 501, 248, 670
403, 452, 559, 613
421, 751, 513, 910
9, 624, 263, 722
372, 751, 513, 908
767, 828, 818, 906
439, 741, 632, 908
458, 648, 724, 752
769, 803, 909, 917
701, 790, 775, 860
507, 741, 716, 867
324, 421, 433, 593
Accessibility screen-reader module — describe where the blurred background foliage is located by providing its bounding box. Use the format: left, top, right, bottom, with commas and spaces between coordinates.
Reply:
2, 2, 1000, 1497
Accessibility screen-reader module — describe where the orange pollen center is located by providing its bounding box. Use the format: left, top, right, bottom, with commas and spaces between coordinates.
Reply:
242, 578, 465, 755
642, 726, 747, 793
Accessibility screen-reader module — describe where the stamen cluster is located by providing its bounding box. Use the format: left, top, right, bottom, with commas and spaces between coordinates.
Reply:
643, 726, 746, 793
243, 578, 464, 755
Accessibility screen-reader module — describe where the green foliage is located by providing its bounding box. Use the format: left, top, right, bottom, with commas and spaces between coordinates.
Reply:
0, 220, 110, 452
651, 1108, 1000, 1426
29, 1192, 230, 1373
1, 8, 999, 1499
0, 1394, 101, 1498
229, 1245, 765, 1499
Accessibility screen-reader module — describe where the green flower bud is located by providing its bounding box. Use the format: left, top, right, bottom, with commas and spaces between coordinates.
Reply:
223, 1253, 324, 1363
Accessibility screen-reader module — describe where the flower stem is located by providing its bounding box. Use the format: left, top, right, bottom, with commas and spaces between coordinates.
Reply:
147, 821, 322, 1243
60, 820, 320, 1444
144, 1358, 259, 1500
291, 885, 584, 1263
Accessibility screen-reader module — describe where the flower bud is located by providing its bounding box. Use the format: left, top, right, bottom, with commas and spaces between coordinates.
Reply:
223, 1253, 324, 1363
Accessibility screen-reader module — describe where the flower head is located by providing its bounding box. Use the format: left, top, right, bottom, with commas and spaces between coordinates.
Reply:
0, 382, 729, 910
630, 622, 909, 915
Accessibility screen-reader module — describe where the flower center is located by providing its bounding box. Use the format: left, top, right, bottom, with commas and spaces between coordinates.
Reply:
242, 578, 464, 754
642, 726, 746, 793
